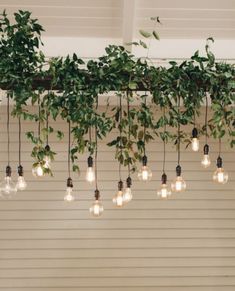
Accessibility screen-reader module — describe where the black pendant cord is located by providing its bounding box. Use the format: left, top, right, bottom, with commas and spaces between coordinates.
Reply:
7, 94, 10, 166
143, 94, 147, 156
46, 111, 49, 146
163, 107, 166, 174
219, 137, 221, 157
95, 97, 99, 191
68, 120, 71, 178
177, 96, 181, 166
205, 95, 208, 144
127, 91, 131, 178
88, 126, 92, 154
38, 98, 41, 141
118, 95, 123, 181
18, 116, 21, 166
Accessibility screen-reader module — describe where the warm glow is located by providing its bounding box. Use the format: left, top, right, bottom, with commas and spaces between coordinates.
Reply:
191, 137, 199, 152
201, 154, 211, 168
44, 156, 51, 169
64, 187, 75, 202
138, 166, 152, 181
171, 176, 186, 192
32, 164, 44, 177
123, 187, 132, 203
157, 184, 172, 199
90, 200, 104, 217
86, 167, 95, 183
16, 176, 27, 191
0, 176, 17, 197
213, 167, 228, 184
113, 190, 124, 207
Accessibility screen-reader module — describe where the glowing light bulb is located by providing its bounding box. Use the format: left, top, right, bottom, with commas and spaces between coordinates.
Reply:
201, 144, 211, 168
16, 176, 27, 191
0, 167, 17, 198
90, 190, 104, 217
64, 178, 75, 202
44, 145, 51, 169
123, 177, 133, 203
44, 155, 51, 169
16, 165, 27, 191
171, 165, 186, 192
191, 128, 200, 152
213, 156, 228, 184
157, 173, 172, 199
138, 155, 152, 181
86, 156, 95, 183
113, 180, 124, 207
32, 164, 44, 177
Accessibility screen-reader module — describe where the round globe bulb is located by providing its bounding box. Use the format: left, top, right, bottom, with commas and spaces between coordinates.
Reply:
16, 176, 27, 191
171, 176, 186, 192
157, 184, 172, 199
64, 187, 75, 202
89, 200, 104, 217
213, 167, 228, 184
113, 190, 124, 207
138, 166, 152, 181
32, 164, 44, 177
0, 176, 17, 198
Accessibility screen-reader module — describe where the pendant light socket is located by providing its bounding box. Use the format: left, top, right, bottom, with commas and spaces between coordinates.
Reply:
176, 165, 182, 176
87, 156, 93, 167
45, 144, 50, 151
203, 144, 209, 155
118, 180, 123, 191
216, 156, 223, 168
161, 173, 167, 184
18, 165, 23, 176
192, 127, 198, 138
142, 155, 147, 166
94, 189, 100, 200
126, 176, 132, 188
67, 177, 73, 188
6, 165, 12, 177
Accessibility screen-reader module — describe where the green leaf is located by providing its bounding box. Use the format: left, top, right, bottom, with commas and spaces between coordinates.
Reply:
139, 29, 151, 38
152, 30, 160, 40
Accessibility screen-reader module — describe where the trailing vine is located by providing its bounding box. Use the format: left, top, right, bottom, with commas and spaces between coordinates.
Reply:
0, 10, 234, 175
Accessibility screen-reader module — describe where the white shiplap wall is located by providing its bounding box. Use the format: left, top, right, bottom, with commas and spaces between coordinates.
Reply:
0, 106, 234, 290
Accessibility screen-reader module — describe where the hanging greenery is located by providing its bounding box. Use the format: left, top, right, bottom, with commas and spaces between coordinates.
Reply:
0, 10, 234, 175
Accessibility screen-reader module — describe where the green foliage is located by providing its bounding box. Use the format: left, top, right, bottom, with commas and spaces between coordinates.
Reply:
0, 11, 234, 175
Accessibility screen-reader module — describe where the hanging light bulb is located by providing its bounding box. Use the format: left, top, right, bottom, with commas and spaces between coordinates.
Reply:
201, 144, 211, 168
64, 177, 75, 202
0, 166, 17, 198
86, 156, 95, 183
138, 155, 152, 181
113, 180, 124, 207
157, 173, 172, 199
32, 163, 44, 177
44, 145, 51, 169
16, 165, 27, 191
191, 127, 200, 152
90, 189, 104, 217
213, 156, 229, 184
171, 165, 186, 192
123, 176, 133, 203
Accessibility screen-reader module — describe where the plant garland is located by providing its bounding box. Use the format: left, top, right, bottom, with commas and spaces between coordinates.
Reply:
0, 10, 234, 175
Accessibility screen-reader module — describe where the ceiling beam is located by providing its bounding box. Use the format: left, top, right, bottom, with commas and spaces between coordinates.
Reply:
122, 0, 136, 51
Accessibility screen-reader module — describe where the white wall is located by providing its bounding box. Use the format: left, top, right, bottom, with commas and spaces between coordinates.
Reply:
0, 106, 234, 290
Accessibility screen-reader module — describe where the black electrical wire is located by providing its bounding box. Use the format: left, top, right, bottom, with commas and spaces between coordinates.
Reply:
205, 95, 208, 144
18, 116, 21, 166
7, 94, 10, 166
177, 96, 181, 165
163, 107, 166, 173
68, 120, 71, 178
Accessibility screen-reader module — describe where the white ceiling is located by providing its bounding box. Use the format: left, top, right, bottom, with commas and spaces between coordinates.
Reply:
1, 0, 235, 59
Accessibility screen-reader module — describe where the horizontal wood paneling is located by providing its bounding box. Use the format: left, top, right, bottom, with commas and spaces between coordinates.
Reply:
0, 105, 234, 290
